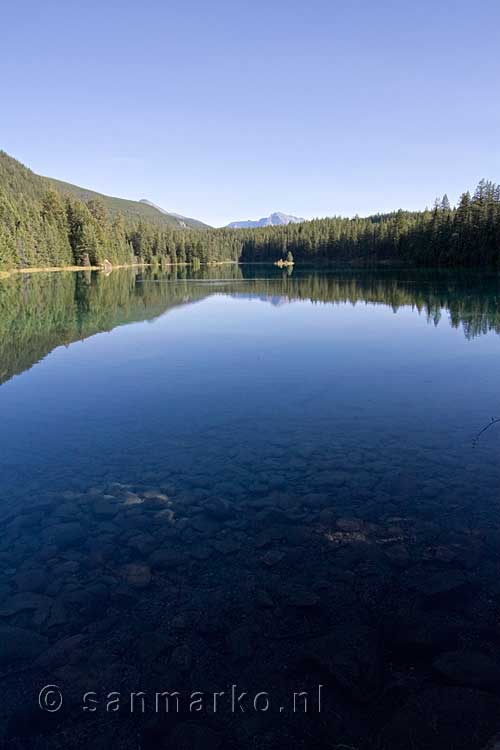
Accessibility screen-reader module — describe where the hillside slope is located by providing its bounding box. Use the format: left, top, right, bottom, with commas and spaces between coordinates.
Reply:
0, 151, 209, 230
0, 150, 238, 269
47, 180, 211, 229
139, 199, 209, 229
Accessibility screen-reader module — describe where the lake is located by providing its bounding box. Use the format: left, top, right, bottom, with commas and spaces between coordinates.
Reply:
1, 265, 500, 749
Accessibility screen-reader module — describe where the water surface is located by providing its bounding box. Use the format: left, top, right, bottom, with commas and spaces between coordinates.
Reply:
1, 265, 500, 749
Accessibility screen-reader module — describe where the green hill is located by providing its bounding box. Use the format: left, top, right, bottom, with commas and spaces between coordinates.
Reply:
47, 177, 210, 230
0, 151, 209, 230
0, 151, 226, 270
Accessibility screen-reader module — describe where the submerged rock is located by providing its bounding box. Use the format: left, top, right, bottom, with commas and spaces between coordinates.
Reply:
0, 592, 52, 617
377, 687, 500, 750
14, 569, 47, 593
35, 633, 85, 668
433, 651, 500, 689
392, 611, 466, 655
167, 722, 221, 750
121, 563, 152, 588
149, 548, 181, 569
43, 521, 85, 548
260, 550, 285, 567
211, 537, 242, 555
283, 586, 319, 608
482, 733, 500, 750
303, 623, 382, 703
0, 625, 48, 665
170, 644, 192, 671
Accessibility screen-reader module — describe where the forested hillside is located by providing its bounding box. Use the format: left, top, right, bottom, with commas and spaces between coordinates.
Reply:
0, 151, 214, 269
48, 179, 210, 230
0, 150, 499, 270
236, 184, 500, 267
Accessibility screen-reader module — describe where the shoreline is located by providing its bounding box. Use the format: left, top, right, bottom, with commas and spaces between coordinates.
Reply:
1, 260, 496, 281
0, 262, 145, 280
0, 259, 238, 280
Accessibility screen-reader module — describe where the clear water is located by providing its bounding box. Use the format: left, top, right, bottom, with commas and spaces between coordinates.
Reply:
1, 265, 500, 749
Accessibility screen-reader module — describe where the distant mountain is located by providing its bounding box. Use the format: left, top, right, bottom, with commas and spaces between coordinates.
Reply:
226, 212, 305, 229
139, 199, 210, 230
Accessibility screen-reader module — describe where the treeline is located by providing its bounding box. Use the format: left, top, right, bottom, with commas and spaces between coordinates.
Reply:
0, 183, 242, 270
0, 183, 242, 269
0, 151, 229, 269
1, 149, 499, 268
236, 181, 500, 267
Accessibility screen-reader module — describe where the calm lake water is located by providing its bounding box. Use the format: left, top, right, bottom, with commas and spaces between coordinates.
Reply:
1, 265, 500, 749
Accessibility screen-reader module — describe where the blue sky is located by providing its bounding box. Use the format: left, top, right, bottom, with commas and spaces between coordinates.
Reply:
1, 0, 499, 227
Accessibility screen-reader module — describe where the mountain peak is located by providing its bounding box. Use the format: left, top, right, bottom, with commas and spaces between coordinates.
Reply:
139, 199, 211, 229
226, 212, 305, 229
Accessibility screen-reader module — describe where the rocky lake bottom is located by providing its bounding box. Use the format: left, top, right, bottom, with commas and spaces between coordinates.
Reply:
1, 266, 500, 749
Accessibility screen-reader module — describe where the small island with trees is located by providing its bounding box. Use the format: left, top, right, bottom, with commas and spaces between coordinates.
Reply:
1, 151, 500, 274
274, 251, 294, 268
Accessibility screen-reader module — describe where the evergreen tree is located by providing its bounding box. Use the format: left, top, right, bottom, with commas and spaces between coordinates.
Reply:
1, 149, 499, 271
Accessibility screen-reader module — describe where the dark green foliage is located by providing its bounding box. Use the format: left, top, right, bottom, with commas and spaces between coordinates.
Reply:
232, 184, 500, 267
0, 151, 218, 269
48, 178, 210, 230
201, 183, 500, 268
1, 150, 499, 270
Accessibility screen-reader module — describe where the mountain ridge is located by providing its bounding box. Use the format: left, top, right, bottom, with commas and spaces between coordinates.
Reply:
45, 180, 211, 230
139, 198, 210, 229
0, 151, 209, 231
226, 212, 305, 229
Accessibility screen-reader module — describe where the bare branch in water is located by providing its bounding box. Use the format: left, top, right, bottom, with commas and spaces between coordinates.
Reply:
472, 417, 500, 447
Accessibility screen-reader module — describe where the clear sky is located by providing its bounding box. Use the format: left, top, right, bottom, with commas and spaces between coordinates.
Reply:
1, 0, 499, 227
